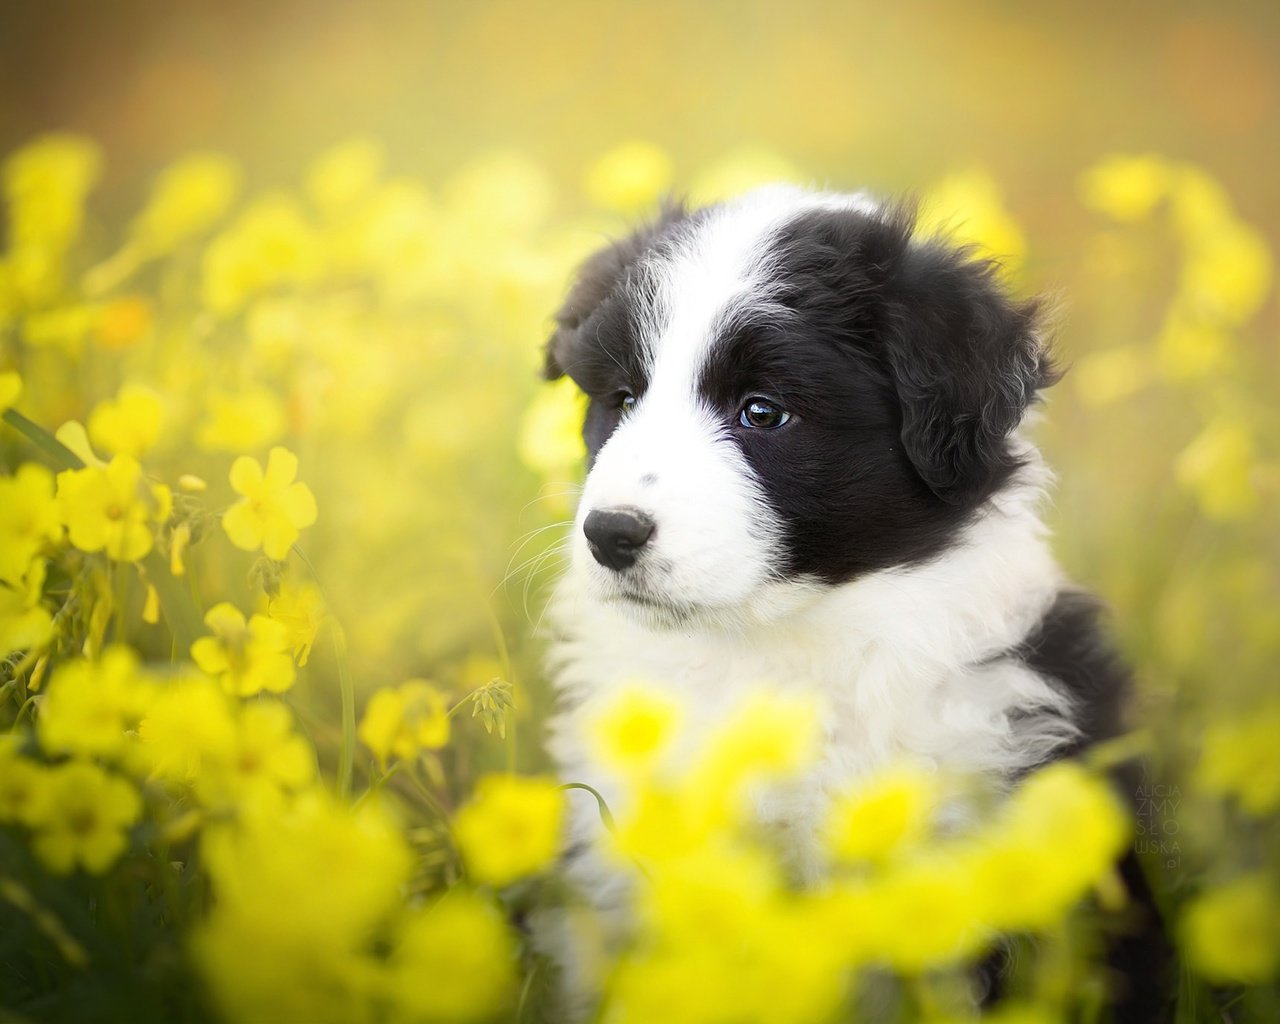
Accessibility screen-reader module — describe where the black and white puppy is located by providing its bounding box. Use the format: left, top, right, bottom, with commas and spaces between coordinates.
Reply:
540, 185, 1157, 1005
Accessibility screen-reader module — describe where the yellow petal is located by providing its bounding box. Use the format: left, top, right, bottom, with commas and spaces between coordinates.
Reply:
203, 602, 247, 636
281, 483, 318, 529
228, 455, 263, 496
264, 446, 299, 488
221, 501, 264, 553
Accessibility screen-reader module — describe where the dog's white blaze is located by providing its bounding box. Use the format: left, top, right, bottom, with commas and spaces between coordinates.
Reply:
576, 186, 882, 617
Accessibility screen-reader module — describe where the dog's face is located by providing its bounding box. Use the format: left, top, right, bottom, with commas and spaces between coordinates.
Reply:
546, 186, 1052, 629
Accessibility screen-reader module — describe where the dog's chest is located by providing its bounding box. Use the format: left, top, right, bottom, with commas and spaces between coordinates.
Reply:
549, 609, 953, 857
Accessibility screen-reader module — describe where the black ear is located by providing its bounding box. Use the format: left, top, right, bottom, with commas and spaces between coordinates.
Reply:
544, 199, 688, 380
881, 229, 1057, 505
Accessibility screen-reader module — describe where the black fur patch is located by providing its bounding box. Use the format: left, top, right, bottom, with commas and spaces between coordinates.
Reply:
1014, 589, 1131, 752
547, 198, 1056, 584
1013, 590, 1175, 1019
699, 202, 1055, 583
544, 202, 696, 462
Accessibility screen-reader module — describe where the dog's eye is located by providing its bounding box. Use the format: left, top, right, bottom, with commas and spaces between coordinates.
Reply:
739, 398, 791, 429
618, 392, 636, 414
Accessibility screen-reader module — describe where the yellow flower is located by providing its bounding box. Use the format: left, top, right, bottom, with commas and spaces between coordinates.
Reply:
87, 383, 164, 458
518, 377, 587, 475
195, 795, 412, 1022
613, 781, 720, 864
388, 892, 517, 1023
0, 739, 53, 825
168, 520, 192, 576
136, 675, 238, 781
305, 137, 384, 212
358, 679, 450, 767
354, 180, 439, 291
0, 562, 53, 658
1175, 417, 1258, 521
55, 455, 169, 561
584, 140, 674, 214
201, 195, 319, 315
1198, 701, 1280, 816
196, 387, 286, 452
618, 846, 853, 1024
1078, 154, 1169, 222
0, 369, 21, 413
824, 764, 938, 865
265, 579, 326, 666
870, 852, 993, 972
640, 842, 781, 943
29, 760, 141, 875
696, 689, 819, 797
975, 762, 1128, 931
195, 699, 315, 809
1181, 874, 1280, 985
1179, 220, 1273, 326
222, 447, 318, 561
454, 773, 565, 887
130, 152, 240, 254
589, 684, 681, 775
191, 602, 296, 696
1168, 165, 1232, 237
0, 463, 61, 583
37, 646, 154, 760
3, 136, 101, 301
54, 419, 104, 467
4, 135, 101, 232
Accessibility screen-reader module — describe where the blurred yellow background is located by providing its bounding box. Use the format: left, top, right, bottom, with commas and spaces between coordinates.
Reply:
4, 1, 1277, 225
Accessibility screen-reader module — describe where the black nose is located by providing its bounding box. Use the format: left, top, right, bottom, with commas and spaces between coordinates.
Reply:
583, 508, 655, 571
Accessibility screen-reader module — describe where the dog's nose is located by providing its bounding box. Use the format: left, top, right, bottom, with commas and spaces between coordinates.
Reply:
583, 508, 655, 571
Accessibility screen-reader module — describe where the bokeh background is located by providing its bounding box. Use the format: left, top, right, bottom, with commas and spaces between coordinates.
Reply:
2, 1, 1278, 1020
5, 0, 1274, 687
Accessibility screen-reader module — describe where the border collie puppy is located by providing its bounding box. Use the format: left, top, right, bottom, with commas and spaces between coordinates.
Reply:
540, 185, 1157, 1010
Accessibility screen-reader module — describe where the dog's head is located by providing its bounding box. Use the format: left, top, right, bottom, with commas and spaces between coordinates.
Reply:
545, 186, 1055, 629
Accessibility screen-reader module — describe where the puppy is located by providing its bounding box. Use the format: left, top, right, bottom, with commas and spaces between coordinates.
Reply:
540, 186, 1163, 1013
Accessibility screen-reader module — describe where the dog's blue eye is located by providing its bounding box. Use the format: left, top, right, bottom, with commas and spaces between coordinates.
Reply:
739, 399, 790, 429
619, 393, 636, 414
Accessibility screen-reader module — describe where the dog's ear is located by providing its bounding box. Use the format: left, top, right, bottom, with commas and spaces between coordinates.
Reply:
881, 225, 1057, 505
544, 199, 687, 380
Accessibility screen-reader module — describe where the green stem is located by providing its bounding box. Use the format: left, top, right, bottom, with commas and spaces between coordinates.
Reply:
142, 551, 203, 654
0, 877, 89, 968
482, 599, 518, 771
406, 760, 455, 827
112, 562, 130, 645
559, 782, 617, 833
354, 760, 403, 810
1, 408, 84, 469
330, 620, 356, 800
291, 544, 357, 802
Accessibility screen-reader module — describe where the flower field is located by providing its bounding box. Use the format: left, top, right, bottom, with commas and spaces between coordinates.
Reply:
1, 4, 1279, 1019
